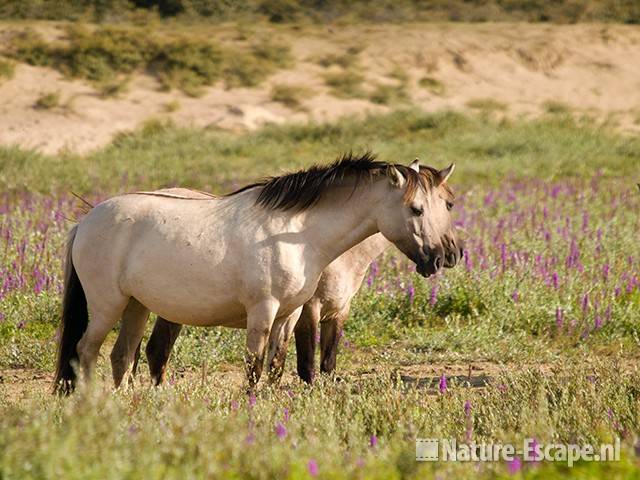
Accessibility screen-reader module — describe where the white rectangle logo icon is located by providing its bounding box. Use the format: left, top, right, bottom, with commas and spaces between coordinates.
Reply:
416, 439, 439, 461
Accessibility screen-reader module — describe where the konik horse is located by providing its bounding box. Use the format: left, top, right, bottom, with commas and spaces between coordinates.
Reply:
54, 153, 462, 393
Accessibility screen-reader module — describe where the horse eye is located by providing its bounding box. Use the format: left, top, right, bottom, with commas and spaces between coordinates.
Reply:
446, 201, 454, 211
411, 206, 424, 216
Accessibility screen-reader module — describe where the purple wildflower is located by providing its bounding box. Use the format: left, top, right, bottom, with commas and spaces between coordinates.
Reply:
507, 456, 522, 474
275, 422, 287, 440
464, 400, 472, 416
369, 435, 378, 448
438, 374, 448, 394
307, 459, 319, 477
500, 243, 507, 271
555, 307, 563, 328
581, 293, 589, 313
463, 250, 473, 271
594, 315, 602, 330
370, 260, 379, 277
429, 285, 438, 307
248, 392, 257, 408
511, 290, 519, 303
407, 283, 415, 304
283, 407, 290, 422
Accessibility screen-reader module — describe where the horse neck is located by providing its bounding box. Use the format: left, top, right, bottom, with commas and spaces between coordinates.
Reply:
300, 181, 384, 267
352, 233, 390, 264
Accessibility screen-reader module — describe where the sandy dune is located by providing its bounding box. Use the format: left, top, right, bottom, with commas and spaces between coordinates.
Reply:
1, 22, 639, 154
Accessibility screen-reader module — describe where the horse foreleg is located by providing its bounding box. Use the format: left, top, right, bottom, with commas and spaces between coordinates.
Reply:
294, 301, 320, 384
266, 306, 303, 385
320, 307, 349, 375
145, 317, 183, 386
110, 298, 149, 388
244, 300, 280, 390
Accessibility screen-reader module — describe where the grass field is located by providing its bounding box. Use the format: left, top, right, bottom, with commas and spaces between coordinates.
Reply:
1, 109, 639, 478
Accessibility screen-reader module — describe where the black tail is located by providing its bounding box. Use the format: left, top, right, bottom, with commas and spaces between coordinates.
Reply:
53, 225, 88, 395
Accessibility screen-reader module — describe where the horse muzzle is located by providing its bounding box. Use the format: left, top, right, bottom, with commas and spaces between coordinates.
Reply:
443, 237, 464, 268
416, 246, 444, 278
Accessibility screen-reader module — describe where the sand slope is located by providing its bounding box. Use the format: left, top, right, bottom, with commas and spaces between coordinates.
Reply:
1, 22, 639, 154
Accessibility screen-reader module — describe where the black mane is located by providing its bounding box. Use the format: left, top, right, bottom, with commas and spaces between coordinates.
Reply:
228, 152, 435, 211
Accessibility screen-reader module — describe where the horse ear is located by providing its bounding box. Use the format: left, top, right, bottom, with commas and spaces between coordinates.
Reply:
409, 158, 420, 172
437, 164, 455, 185
388, 166, 406, 189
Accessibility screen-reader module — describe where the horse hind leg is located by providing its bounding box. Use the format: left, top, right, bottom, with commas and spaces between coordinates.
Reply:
77, 295, 130, 383
320, 307, 349, 375
266, 306, 303, 385
294, 301, 321, 384
131, 341, 142, 379
110, 298, 150, 388
145, 317, 183, 386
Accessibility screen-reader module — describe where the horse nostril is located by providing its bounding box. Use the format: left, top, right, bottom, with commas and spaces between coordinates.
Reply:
433, 256, 443, 270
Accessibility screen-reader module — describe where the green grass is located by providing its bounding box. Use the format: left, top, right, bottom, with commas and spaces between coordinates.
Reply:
316, 47, 362, 69
419, 76, 445, 95
33, 91, 60, 110
369, 82, 409, 105
323, 69, 366, 99
1, 109, 640, 478
163, 100, 181, 113
369, 66, 410, 105
1, 109, 638, 194
466, 98, 508, 112
543, 100, 572, 115
1, 363, 639, 479
387, 65, 409, 85
270, 83, 312, 109
0, 57, 15, 81
96, 77, 129, 98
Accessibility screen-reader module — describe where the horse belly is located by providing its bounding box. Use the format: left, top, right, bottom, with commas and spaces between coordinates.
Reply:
122, 228, 246, 327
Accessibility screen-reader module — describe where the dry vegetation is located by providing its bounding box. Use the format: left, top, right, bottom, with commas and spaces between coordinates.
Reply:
0, 57, 14, 81
1, 0, 639, 23
2, 21, 640, 153
4, 25, 292, 96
